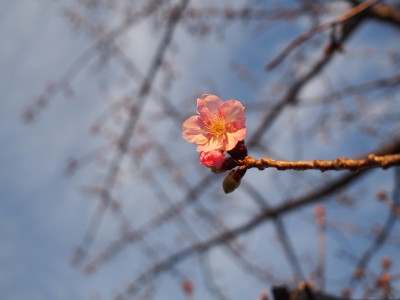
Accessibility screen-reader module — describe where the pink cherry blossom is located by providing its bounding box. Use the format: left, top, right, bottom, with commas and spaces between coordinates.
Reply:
182, 94, 246, 152
199, 150, 225, 169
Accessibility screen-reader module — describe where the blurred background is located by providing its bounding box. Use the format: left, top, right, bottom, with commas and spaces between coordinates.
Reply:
1, 0, 400, 299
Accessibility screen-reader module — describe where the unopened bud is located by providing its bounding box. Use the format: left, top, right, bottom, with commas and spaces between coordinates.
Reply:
376, 273, 391, 292
376, 189, 387, 201
341, 288, 352, 298
380, 256, 392, 270
223, 170, 241, 194
314, 205, 325, 218
353, 268, 364, 279
314, 205, 325, 226
260, 289, 269, 300
381, 272, 391, 284
181, 280, 193, 295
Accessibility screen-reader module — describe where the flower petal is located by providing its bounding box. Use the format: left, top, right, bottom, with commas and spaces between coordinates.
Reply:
225, 127, 246, 151
218, 100, 246, 128
182, 116, 208, 144
196, 136, 224, 152
183, 95, 247, 153
196, 94, 223, 119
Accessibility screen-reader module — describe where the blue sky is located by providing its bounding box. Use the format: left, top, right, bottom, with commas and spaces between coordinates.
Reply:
1, 1, 400, 299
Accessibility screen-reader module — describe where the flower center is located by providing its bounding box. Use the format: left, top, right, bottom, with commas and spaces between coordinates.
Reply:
204, 113, 226, 137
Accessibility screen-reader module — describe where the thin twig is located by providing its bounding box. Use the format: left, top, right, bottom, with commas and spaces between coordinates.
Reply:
199, 253, 230, 300
241, 181, 305, 282
301, 74, 400, 106
349, 167, 400, 288
90, 139, 400, 282
113, 140, 400, 299
314, 205, 326, 290
72, 0, 190, 266
266, 0, 380, 70
249, 13, 363, 149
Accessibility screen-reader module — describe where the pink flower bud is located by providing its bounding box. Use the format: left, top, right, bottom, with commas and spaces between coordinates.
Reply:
200, 150, 225, 169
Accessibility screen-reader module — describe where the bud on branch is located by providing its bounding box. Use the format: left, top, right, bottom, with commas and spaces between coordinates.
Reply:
182, 94, 400, 193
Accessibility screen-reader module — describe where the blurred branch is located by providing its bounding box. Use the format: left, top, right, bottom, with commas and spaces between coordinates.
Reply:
377, 192, 400, 218
266, 0, 380, 70
113, 139, 400, 299
249, 13, 363, 149
302, 73, 400, 106
348, 167, 400, 288
271, 285, 364, 300
222, 242, 280, 285
23, 0, 400, 297
180, 6, 300, 21
329, 219, 400, 250
314, 206, 326, 290
199, 253, 230, 300
72, 0, 190, 266
241, 181, 305, 282
349, 0, 400, 28
370, 4, 400, 27
25, 1, 164, 122
64, 143, 113, 176
73, 0, 368, 271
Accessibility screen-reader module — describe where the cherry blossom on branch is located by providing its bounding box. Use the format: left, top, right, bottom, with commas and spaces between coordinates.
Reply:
182, 94, 246, 152
182, 95, 400, 194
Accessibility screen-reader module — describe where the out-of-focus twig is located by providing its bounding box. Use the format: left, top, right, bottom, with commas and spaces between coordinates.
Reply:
301, 74, 400, 106
249, 13, 363, 149
71, 0, 190, 266
199, 253, 230, 300
241, 181, 305, 282
314, 205, 326, 290
180, 7, 300, 21
349, 0, 400, 28
266, 0, 380, 70
113, 140, 400, 299
349, 167, 400, 288
24, 0, 165, 123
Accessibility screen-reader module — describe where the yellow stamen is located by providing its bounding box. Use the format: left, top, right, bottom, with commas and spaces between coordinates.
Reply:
203, 113, 226, 137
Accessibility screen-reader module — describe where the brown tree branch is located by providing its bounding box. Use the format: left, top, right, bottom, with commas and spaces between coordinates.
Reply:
369, 4, 400, 27
223, 153, 400, 173
348, 0, 400, 28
